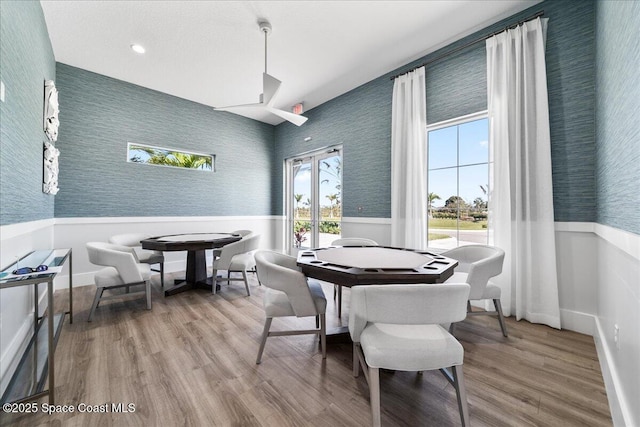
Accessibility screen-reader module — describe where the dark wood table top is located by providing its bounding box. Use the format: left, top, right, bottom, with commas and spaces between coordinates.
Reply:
296, 246, 458, 286
141, 233, 242, 252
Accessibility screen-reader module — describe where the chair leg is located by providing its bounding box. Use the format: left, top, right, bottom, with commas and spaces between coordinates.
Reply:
319, 313, 326, 359
452, 365, 470, 427
160, 262, 164, 288
88, 287, 104, 322
256, 317, 272, 364
369, 366, 381, 427
494, 299, 508, 337
242, 270, 250, 296
145, 280, 152, 310
467, 300, 472, 313
353, 342, 360, 377
211, 269, 218, 294
337, 285, 343, 318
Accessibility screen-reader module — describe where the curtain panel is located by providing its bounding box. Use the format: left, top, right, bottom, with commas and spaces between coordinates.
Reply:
486, 18, 561, 328
391, 67, 427, 250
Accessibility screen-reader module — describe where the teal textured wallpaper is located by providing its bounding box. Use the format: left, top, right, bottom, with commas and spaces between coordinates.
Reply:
54, 64, 275, 218
0, 2, 56, 226
274, 0, 597, 222
1, 1, 607, 226
595, 0, 640, 235
274, 78, 393, 218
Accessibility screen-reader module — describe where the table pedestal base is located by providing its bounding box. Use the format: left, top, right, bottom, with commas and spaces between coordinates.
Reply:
325, 326, 352, 344
164, 278, 221, 296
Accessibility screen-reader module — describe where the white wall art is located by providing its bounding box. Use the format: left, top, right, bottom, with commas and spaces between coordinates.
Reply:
43, 80, 59, 142
43, 141, 60, 195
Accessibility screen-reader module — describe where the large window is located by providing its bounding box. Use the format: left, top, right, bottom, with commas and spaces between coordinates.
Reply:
427, 113, 489, 249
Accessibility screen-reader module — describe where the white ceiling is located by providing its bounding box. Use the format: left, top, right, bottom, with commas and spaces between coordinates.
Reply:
40, 0, 541, 125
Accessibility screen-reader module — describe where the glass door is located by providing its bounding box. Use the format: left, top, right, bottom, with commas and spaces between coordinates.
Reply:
286, 146, 342, 253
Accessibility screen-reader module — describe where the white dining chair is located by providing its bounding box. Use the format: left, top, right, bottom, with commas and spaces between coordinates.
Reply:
211, 233, 261, 295
109, 233, 165, 288
442, 244, 508, 337
349, 283, 471, 427
254, 250, 327, 364
86, 242, 152, 322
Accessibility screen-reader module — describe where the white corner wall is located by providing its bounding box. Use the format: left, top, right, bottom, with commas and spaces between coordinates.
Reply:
592, 224, 639, 427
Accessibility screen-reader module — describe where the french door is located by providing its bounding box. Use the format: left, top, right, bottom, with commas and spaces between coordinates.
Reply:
286, 146, 342, 254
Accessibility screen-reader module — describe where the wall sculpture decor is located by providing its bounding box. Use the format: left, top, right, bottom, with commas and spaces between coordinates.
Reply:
43, 140, 60, 195
43, 80, 60, 194
43, 80, 59, 142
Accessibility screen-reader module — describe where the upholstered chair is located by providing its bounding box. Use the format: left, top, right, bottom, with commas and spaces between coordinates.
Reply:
109, 233, 165, 288
330, 237, 379, 318
86, 242, 152, 322
442, 245, 508, 337
254, 250, 327, 364
349, 283, 471, 427
211, 233, 261, 296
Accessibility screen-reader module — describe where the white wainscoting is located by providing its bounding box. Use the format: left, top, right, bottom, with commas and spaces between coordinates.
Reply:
53, 216, 285, 288
592, 224, 639, 427
341, 217, 392, 246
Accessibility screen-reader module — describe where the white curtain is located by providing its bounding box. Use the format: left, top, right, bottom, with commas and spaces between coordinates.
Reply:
391, 67, 427, 250
486, 18, 561, 328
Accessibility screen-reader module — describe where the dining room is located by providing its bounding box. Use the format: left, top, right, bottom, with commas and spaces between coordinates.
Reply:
1, 0, 638, 426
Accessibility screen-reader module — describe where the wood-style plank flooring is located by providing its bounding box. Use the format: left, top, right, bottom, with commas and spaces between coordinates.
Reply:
1, 271, 612, 426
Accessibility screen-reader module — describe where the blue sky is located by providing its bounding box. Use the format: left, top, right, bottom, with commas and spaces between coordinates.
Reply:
293, 155, 341, 211
428, 118, 489, 208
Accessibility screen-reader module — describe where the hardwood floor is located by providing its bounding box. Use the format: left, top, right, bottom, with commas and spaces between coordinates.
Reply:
1, 272, 612, 426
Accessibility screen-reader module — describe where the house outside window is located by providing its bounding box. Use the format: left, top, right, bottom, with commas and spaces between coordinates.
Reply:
427, 112, 489, 249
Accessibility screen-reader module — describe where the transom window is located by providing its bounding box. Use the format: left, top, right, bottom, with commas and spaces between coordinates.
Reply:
427, 112, 489, 249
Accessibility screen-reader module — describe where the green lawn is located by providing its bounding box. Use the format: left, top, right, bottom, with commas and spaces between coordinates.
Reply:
429, 218, 487, 230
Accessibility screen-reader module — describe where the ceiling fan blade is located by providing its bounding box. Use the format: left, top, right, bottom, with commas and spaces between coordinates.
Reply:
266, 107, 308, 126
262, 73, 282, 106
214, 101, 264, 111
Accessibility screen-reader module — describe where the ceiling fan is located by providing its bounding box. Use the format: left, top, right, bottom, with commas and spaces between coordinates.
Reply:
214, 21, 308, 127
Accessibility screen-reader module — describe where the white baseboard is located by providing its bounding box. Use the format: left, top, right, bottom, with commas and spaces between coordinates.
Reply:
594, 317, 633, 427
559, 308, 595, 336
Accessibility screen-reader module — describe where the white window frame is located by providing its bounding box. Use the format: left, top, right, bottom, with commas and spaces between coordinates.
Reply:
426, 110, 489, 248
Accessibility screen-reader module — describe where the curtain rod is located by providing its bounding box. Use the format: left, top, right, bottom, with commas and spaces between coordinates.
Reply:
390, 10, 544, 80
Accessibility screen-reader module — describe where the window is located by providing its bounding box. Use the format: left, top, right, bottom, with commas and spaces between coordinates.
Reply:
127, 143, 214, 171
427, 113, 489, 249
286, 147, 342, 253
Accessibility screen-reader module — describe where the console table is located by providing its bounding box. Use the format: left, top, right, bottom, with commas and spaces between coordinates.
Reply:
0, 249, 72, 405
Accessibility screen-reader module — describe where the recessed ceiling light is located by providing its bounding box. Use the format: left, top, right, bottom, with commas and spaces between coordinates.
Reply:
130, 44, 146, 54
